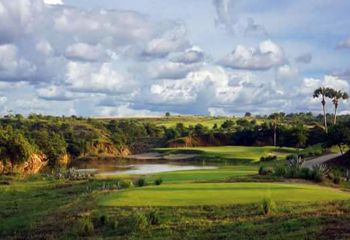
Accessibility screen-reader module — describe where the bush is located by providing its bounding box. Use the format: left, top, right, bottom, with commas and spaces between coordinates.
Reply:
259, 166, 273, 175
154, 178, 163, 186
310, 164, 329, 182
298, 167, 312, 180
273, 165, 287, 177
118, 213, 148, 234
260, 155, 277, 162
261, 197, 276, 215
135, 178, 146, 187
118, 180, 133, 189
74, 218, 94, 236
332, 171, 342, 185
146, 210, 161, 225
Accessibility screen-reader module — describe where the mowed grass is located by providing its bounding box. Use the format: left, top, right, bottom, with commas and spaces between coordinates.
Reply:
144, 116, 232, 128
98, 182, 350, 207
155, 146, 297, 162
146, 165, 257, 183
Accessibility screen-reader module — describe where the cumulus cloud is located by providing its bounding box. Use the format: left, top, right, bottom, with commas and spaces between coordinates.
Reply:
301, 75, 349, 96
170, 46, 205, 64
65, 62, 136, 94
0, 44, 36, 81
0, 0, 44, 44
295, 53, 312, 64
219, 40, 284, 70
148, 61, 198, 80
65, 43, 110, 62
141, 24, 189, 59
36, 85, 80, 101
337, 37, 350, 49
212, 0, 267, 36
44, 0, 63, 5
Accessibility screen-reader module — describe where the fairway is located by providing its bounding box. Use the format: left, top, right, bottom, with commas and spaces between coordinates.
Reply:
155, 146, 297, 162
146, 166, 257, 183
98, 182, 350, 207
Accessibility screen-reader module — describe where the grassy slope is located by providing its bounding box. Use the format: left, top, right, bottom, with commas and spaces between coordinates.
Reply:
155, 146, 297, 162
98, 182, 350, 207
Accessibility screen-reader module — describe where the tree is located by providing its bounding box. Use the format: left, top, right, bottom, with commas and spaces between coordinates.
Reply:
244, 112, 252, 117
32, 129, 67, 167
0, 130, 34, 171
328, 89, 349, 125
313, 87, 333, 133
290, 123, 309, 149
165, 112, 171, 117
268, 113, 284, 146
325, 124, 350, 154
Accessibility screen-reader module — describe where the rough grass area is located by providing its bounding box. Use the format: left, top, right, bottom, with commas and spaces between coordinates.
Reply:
1, 175, 350, 239
154, 146, 297, 162
98, 182, 350, 207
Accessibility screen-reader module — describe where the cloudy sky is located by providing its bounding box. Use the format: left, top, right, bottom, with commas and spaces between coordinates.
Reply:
0, 0, 350, 116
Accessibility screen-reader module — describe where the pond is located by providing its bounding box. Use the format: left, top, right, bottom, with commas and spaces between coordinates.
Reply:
71, 157, 216, 176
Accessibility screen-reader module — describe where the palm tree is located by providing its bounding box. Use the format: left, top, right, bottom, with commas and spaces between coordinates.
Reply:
268, 112, 284, 146
329, 89, 349, 124
313, 87, 332, 133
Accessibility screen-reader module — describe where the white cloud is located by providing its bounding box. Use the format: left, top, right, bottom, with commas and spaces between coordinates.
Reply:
142, 24, 189, 59
0, 44, 36, 81
44, 0, 63, 5
220, 40, 284, 70
65, 43, 110, 62
171, 46, 205, 64
65, 62, 136, 94
36, 85, 77, 101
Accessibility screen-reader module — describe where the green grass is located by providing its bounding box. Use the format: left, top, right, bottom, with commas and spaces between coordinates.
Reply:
141, 116, 232, 128
98, 182, 350, 207
155, 146, 297, 162
146, 165, 258, 183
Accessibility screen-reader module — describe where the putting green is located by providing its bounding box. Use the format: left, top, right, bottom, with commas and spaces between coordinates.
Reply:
98, 182, 350, 207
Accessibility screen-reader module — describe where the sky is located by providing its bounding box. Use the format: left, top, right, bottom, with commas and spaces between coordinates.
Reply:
0, 0, 350, 117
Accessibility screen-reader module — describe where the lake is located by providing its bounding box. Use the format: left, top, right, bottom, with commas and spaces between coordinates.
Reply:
71, 157, 216, 176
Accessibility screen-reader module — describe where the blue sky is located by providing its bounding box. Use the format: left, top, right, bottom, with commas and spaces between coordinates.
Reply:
0, 0, 349, 116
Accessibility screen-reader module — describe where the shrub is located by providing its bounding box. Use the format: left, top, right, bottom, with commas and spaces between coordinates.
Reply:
135, 178, 146, 187
118, 180, 133, 189
147, 210, 161, 225
118, 213, 148, 234
259, 166, 273, 175
310, 164, 328, 182
273, 165, 287, 177
260, 155, 277, 162
261, 197, 276, 215
298, 168, 312, 180
154, 178, 163, 186
332, 170, 342, 185
74, 218, 94, 236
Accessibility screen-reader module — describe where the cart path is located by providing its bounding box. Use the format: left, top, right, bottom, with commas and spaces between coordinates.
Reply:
301, 153, 342, 169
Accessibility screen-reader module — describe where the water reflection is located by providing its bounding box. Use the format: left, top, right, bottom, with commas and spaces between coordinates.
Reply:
70, 157, 216, 176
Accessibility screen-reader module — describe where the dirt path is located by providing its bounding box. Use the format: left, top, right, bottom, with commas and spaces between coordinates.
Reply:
301, 153, 342, 169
